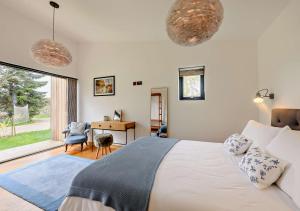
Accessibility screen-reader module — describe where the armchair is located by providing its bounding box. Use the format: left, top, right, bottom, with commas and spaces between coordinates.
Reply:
63, 122, 90, 152
157, 124, 168, 138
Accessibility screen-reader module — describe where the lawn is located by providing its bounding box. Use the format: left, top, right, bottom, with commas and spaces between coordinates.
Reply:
33, 114, 50, 119
0, 129, 51, 151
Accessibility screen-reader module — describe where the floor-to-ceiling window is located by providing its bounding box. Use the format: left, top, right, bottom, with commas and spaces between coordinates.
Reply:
0, 62, 76, 162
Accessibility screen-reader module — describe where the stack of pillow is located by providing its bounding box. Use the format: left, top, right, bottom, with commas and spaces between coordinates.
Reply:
224, 120, 300, 208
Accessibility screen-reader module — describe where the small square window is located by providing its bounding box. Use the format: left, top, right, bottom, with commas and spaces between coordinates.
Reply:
179, 66, 205, 101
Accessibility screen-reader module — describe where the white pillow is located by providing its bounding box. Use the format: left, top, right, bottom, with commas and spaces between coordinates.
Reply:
242, 120, 289, 150
70, 122, 85, 135
239, 146, 287, 189
224, 133, 252, 155
266, 129, 300, 208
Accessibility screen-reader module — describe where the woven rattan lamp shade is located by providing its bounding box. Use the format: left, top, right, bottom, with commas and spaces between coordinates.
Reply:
32, 39, 72, 67
31, 1, 72, 68
167, 0, 224, 46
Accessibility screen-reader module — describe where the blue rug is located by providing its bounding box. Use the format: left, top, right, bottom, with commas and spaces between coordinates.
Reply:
0, 155, 93, 211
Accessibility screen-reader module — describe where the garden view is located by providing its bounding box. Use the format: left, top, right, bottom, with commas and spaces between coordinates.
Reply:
0, 65, 51, 151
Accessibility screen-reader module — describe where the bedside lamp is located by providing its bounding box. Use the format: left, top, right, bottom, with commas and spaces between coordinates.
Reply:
253, 89, 274, 104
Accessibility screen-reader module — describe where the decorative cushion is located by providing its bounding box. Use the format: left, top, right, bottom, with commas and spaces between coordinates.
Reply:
266, 129, 300, 208
239, 146, 287, 189
70, 122, 85, 135
224, 133, 252, 155
241, 120, 289, 150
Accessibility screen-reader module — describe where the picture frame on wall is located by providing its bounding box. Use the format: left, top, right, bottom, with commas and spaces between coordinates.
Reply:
94, 76, 115, 96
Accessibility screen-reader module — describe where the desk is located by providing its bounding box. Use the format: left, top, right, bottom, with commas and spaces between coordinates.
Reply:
91, 121, 135, 150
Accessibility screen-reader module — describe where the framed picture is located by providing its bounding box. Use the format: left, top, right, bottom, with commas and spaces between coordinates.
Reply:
94, 76, 115, 96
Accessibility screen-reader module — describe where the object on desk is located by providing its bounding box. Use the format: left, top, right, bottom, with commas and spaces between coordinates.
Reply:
113, 109, 122, 121
103, 116, 110, 121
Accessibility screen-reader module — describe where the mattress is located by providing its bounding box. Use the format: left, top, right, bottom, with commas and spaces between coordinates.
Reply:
59, 140, 299, 211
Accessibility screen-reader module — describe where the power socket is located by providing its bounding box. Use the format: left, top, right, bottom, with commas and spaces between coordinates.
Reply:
133, 81, 142, 86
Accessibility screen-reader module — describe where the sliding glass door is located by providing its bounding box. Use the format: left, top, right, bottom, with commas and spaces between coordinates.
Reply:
0, 63, 75, 152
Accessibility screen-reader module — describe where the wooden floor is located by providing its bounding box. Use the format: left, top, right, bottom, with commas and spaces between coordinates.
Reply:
0, 143, 121, 211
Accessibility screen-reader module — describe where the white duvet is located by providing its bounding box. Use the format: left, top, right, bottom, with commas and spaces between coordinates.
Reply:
59, 141, 299, 211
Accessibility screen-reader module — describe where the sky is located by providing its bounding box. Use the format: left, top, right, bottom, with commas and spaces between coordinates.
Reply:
36, 75, 51, 98
0, 65, 52, 98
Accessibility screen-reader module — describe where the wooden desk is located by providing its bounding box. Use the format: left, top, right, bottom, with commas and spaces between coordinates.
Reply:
91, 121, 136, 149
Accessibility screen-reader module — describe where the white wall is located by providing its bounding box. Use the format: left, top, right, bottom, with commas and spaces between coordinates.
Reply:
0, 4, 260, 143
0, 5, 78, 78
78, 40, 258, 143
258, 0, 300, 124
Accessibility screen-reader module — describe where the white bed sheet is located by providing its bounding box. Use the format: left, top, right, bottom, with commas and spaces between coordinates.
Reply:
59, 140, 299, 211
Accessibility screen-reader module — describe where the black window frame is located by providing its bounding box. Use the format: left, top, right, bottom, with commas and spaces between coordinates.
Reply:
178, 66, 205, 101
0, 61, 78, 80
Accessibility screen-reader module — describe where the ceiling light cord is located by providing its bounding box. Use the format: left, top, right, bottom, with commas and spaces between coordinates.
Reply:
52, 6, 55, 41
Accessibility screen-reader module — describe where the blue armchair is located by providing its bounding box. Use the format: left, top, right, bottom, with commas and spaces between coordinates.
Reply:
63, 122, 90, 152
157, 124, 168, 138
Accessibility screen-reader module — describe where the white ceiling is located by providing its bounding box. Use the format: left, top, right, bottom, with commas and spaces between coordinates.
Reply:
0, 0, 290, 43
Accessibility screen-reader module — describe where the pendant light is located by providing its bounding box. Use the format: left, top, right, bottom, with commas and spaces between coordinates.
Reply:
166, 0, 224, 46
31, 1, 72, 68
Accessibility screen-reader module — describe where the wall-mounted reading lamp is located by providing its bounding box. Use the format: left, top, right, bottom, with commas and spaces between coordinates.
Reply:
253, 89, 275, 104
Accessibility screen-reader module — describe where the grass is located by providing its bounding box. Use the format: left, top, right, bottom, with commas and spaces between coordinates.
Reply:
33, 114, 50, 119
0, 129, 51, 151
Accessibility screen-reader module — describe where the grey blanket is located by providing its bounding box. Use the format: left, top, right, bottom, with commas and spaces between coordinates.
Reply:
67, 136, 179, 211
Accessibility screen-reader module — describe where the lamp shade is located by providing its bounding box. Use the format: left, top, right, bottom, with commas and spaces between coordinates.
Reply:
253, 97, 264, 104
166, 0, 224, 46
31, 39, 72, 68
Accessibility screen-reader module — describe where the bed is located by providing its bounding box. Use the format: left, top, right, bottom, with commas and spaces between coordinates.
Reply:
59, 109, 300, 211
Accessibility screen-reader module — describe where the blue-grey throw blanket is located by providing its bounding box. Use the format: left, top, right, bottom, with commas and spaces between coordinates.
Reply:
67, 136, 178, 211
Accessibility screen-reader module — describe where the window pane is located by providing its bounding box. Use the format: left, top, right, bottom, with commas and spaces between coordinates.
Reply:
178, 66, 205, 101
183, 75, 201, 98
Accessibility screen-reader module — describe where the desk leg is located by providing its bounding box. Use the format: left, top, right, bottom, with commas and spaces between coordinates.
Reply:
134, 127, 136, 140
91, 129, 94, 152
126, 130, 128, 145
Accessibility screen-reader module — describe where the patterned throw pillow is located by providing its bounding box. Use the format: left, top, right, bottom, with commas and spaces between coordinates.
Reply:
224, 134, 252, 155
70, 122, 85, 135
239, 147, 287, 189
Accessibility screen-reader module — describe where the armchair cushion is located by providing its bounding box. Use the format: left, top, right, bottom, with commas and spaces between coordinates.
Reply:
70, 122, 85, 135
65, 135, 87, 145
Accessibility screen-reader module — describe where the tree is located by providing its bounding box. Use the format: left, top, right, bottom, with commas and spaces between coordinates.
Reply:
0, 65, 48, 136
